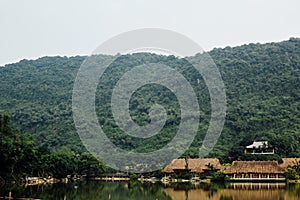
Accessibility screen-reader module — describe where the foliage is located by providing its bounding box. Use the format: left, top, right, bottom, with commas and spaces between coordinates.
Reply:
180, 172, 192, 180
222, 163, 231, 167
0, 113, 36, 181
285, 164, 300, 180
0, 38, 300, 167
0, 113, 104, 181
129, 173, 139, 181
211, 170, 229, 182
239, 153, 282, 162
206, 163, 215, 171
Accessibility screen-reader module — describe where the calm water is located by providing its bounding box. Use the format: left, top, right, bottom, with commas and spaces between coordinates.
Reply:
1, 181, 300, 200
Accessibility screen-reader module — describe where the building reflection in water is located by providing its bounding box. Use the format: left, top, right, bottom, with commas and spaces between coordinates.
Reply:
162, 183, 300, 200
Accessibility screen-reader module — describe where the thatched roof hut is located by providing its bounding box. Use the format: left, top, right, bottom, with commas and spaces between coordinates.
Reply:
162, 158, 222, 174
279, 158, 300, 169
224, 161, 285, 175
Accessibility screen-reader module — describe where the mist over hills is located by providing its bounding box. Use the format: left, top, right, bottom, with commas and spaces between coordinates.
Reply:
1, 38, 300, 163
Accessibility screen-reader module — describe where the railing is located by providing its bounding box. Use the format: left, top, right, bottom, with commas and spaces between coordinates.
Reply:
229, 177, 285, 182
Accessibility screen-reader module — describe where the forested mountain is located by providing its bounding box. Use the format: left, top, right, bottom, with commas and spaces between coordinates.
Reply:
1, 38, 300, 163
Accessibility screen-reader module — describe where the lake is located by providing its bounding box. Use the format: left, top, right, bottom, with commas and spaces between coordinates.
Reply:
1, 181, 300, 200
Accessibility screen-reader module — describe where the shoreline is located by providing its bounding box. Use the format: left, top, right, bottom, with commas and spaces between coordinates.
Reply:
20, 176, 300, 186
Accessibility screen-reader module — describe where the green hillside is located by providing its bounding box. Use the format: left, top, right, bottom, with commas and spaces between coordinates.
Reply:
1, 38, 300, 162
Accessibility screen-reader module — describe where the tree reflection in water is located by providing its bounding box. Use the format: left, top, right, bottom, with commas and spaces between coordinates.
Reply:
0, 182, 299, 200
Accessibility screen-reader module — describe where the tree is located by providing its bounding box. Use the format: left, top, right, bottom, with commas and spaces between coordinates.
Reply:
285, 163, 300, 180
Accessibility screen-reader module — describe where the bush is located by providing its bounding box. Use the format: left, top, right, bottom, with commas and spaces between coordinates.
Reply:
211, 170, 229, 182
285, 166, 300, 180
181, 172, 192, 180
130, 173, 139, 181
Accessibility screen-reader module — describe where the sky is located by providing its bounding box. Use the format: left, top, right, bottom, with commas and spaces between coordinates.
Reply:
1, 0, 300, 66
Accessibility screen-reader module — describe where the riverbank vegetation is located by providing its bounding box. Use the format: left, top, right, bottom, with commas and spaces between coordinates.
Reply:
0, 113, 105, 183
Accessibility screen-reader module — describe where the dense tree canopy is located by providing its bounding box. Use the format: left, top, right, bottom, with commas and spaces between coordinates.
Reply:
0, 38, 300, 166
0, 113, 104, 182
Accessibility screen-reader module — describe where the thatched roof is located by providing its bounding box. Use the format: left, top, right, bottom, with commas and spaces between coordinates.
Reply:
224, 161, 285, 174
279, 158, 300, 169
162, 158, 222, 173
191, 158, 223, 173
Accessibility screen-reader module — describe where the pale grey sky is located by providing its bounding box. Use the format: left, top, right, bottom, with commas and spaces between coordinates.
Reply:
1, 0, 300, 66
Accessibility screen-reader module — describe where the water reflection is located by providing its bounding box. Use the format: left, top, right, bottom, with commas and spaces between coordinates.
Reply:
0, 182, 299, 200
163, 183, 300, 200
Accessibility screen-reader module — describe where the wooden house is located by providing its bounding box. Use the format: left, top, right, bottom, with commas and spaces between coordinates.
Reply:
224, 161, 285, 182
162, 158, 222, 176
